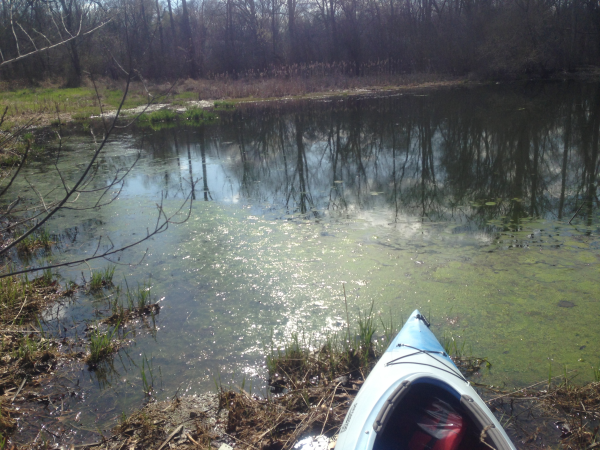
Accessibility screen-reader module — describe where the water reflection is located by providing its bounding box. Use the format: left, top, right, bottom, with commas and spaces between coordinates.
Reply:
127, 82, 599, 237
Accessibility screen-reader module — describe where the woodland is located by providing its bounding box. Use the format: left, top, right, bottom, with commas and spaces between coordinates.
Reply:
0, 0, 600, 86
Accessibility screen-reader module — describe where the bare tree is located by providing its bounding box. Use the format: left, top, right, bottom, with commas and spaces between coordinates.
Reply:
0, 0, 111, 78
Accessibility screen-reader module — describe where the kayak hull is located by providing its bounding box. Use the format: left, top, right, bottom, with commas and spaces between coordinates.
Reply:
335, 310, 516, 450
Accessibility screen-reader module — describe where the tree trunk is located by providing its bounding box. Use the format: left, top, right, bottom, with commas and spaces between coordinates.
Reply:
288, 0, 296, 62
59, 0, 82, 87
155, 0, 166, 70
181, 0, 197, 78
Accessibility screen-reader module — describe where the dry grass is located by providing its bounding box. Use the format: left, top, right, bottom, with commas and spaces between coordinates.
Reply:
486, 376, 600, 449
0, 273, 61, 325
177, 71, 463, 102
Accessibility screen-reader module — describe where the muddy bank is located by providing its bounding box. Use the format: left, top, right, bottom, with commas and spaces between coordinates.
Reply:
67, 375, 600, 450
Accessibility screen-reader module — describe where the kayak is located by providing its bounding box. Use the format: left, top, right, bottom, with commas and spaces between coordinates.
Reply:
335, 310, 516, 450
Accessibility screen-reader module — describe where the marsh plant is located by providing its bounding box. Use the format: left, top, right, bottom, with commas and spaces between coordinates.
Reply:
14, 228, 52, 253
89, 265, 116, 291
140, 353, 155, 396
184, 107, 215, 122
125, 278, 153, 310
0, 272, 59, 323
105, 278, 158, 325
266, 302, 392, 388
442, 332, 491, 376
267, 301, 490, 392
87, 320, 125, 365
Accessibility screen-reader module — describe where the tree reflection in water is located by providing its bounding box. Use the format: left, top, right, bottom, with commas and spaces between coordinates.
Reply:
136, 83, 600, 234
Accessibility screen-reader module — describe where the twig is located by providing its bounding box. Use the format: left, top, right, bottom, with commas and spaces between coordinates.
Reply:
72, 442, 104, 449
479, 425, 497, 450
0, 19, 112, 68
321, 382, 342, 434
11, 377, 26, 403
223, 431, 260, 450
157, 424, 183, 450
569, 202, 586, 224
485, 371, 578, 403
187, 433, 200, 445
11, 295, 27, 325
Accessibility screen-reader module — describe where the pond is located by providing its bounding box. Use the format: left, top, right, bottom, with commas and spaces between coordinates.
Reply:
9, 81, 600, 444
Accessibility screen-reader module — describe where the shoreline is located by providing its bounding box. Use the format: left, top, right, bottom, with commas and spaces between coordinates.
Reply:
3, 75, 473, 129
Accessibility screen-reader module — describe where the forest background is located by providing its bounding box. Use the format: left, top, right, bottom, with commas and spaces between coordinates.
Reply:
1, 0, 600, 87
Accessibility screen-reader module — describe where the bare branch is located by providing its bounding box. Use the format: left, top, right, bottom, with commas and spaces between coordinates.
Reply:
0, 19, 111, 68
0, 181, 196, 278
0, 68, 132, 256
16, 22, 38, 51
0, 140, 30, 198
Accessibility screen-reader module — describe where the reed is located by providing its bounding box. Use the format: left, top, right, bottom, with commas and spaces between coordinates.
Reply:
13, 228, 53, 253
87, 321, 121, 365
89, 265, 116, 291
140, 353, 154, 396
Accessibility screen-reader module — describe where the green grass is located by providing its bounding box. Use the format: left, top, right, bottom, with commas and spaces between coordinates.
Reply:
14, 228, 52, 253
592, 363, 600, 382
140, 353, 155, 396
442, 332, 491, 375
87, 321, 121, 365
0, 153, 21, 167
0, 276, 29, 316
89, 265, 116, 291
174, 91, 198, 100
124, 279, 152, 310
0, 86, 149, 120
0, 271, 57, 323
139, 109, 177, 124
266, 306, 491, 394
184, 107, 216, 122
12, 335, 47, 360
266, 303, 387, 387
137, 109, 180, 130
137, 107, 216, 130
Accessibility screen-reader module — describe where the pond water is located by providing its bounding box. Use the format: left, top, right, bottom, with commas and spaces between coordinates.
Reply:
8, 81, 600, 443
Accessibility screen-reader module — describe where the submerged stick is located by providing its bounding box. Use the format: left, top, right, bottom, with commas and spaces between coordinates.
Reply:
11, 376, 26, 403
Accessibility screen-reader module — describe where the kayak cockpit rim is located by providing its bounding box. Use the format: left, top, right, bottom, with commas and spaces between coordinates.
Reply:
371, 376, 514, 450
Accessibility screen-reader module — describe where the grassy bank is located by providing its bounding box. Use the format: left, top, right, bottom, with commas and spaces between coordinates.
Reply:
0, 271, 64, 439
0, 73, 467, 128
